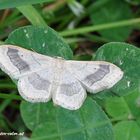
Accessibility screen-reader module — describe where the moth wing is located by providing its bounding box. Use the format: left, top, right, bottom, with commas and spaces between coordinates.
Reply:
18, 69, 54, 102
66, 61, 123, 93
0, 45, 53, 79
52, 70, 87, 110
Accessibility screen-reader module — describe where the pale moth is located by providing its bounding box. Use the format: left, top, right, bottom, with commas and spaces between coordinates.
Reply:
0, 45, 123, 110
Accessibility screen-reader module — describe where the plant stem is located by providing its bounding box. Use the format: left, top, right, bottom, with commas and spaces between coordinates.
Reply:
0, 99, 12, 113
0, 93, 22, 100
60, 18, 140, 36
0, 83, 16, 89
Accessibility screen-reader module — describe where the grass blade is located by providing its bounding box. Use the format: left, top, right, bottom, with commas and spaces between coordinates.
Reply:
17, 5, 47, 27
0, 0, 55, 10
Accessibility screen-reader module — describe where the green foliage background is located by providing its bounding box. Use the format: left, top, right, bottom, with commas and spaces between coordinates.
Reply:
0, 0, 140, 140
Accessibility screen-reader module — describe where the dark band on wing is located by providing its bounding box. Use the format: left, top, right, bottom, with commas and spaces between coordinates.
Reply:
7, 48, 30, 73
60, 82, 80, 96
28, 73, 51, 91
84, 64, 110, 86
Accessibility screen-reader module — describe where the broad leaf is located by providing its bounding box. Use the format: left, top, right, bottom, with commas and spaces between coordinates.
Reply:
90, 0, 133, 41
105, 89, 140, 119
104, 97, 131, 119
114, 121, 140, 140
93, 42, 140, 98
20, 101, 55, 130
20, 98, 114, 140
6, 26, 73, 59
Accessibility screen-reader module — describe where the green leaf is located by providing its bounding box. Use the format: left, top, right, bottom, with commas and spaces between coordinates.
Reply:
20, 98, 114, 140
94, 42, 140, 98
6, 26, 73, 59
20, 101, 55, 130
105, 97, 131, 119
114, 121, 140, 140
105, 89, 140, 120
90, 0, 133, 41
124, 90, 140, 118
0, 0, 54, 10
17, 5, 47, 27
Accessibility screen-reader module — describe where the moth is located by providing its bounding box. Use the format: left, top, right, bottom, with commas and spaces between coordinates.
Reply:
0, 45, 123, 110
